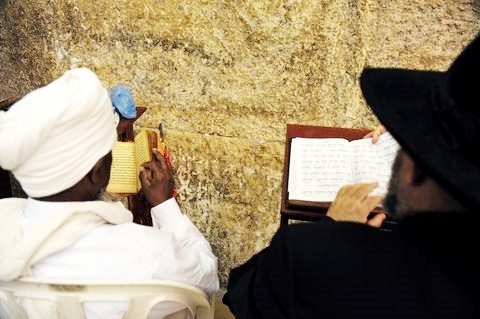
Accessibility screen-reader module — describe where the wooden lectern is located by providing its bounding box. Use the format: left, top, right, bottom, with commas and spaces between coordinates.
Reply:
280, 124, 396, 230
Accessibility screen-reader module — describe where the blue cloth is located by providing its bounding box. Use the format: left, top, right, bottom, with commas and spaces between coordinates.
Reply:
109, 84, 137, 119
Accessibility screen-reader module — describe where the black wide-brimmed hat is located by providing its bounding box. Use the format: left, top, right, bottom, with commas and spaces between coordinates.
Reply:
360, 33, 480, 209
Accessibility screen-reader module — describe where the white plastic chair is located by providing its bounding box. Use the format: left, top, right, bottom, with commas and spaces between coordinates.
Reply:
0, 277, 213, 319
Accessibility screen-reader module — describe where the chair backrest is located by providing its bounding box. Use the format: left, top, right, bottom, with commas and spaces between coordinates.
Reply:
0, 277, 213, 319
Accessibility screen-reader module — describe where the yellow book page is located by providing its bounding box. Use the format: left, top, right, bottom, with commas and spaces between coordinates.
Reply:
106, 141, 138, 194
133, 129, 158, 192
134, 130, 153, 169
107, 142, 138, 194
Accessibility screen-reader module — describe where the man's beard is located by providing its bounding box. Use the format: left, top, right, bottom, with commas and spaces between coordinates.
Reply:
383, 150, 401, 219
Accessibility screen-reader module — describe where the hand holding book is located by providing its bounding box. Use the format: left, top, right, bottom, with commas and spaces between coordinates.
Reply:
106, 129, 175, 196
325, 125, 391, 228
139, 149, 175, 207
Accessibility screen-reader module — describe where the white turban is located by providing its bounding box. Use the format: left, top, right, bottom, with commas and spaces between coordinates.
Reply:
0, 68, 117, 197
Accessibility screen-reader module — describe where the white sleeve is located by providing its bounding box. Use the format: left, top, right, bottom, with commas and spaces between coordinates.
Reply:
149, 198, 220, 294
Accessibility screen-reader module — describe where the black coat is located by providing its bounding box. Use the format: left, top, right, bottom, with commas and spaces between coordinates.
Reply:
223, 213, 479, 319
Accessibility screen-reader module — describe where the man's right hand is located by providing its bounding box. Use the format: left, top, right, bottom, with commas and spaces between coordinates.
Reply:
326, 182, 386, 228
139, 149, 175, 207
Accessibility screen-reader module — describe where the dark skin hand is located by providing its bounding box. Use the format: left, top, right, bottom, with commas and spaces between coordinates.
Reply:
139, 149, 175, 207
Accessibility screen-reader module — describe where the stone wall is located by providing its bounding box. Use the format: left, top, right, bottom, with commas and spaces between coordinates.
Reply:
1, 0, 478, 287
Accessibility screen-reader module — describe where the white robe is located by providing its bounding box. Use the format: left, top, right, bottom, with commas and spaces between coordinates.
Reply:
0, 197, 219, 318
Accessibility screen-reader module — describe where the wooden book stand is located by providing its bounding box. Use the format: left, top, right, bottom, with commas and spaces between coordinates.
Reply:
280, 124, 396, 230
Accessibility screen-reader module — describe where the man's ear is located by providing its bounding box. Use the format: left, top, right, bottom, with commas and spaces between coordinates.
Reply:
87, 158, 106, 185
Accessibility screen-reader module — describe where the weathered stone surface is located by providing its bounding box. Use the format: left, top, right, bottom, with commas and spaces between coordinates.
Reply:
1, 0, 478, 286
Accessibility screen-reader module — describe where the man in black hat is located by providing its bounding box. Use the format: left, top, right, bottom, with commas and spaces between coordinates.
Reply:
223, 33, 480, 318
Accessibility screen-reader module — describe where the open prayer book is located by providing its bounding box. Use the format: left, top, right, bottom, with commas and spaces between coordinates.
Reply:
287, 132, 400, 203
106, 129, 171, 194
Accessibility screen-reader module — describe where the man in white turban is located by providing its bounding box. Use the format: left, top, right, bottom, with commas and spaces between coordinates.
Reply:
0, 68, 219, 318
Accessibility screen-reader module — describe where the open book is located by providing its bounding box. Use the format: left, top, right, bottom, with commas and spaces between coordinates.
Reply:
287, 132, 400, 203
106, 129, 171, 194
